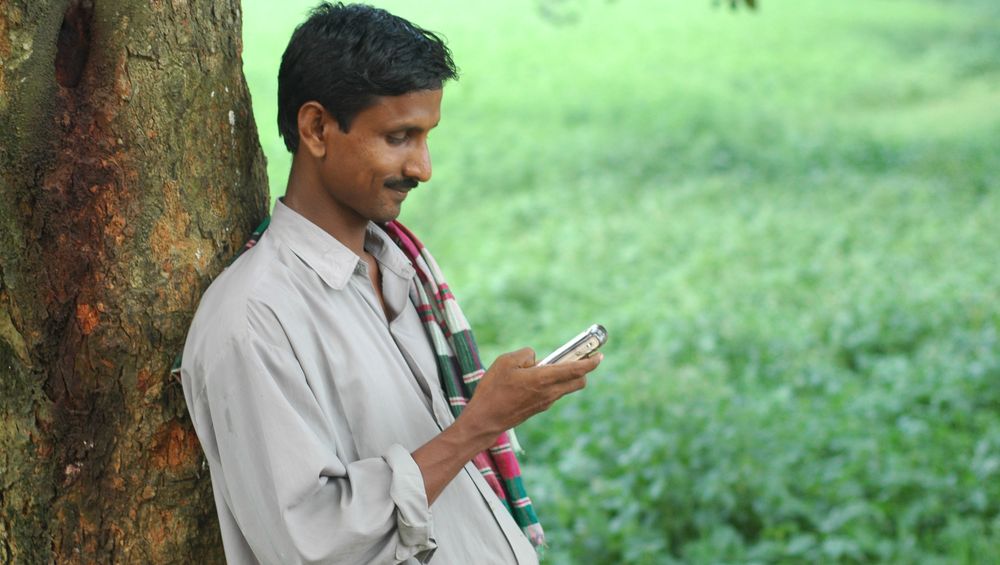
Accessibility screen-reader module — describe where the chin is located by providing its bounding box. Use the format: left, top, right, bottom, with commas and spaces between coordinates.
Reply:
370, 207, 402, 224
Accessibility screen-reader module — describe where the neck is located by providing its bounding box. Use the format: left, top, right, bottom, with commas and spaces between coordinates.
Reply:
283, 156, 368, 257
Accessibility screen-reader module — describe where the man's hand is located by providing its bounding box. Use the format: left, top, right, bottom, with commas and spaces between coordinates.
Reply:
412, 347, 602, 504
460, 347, 602, 438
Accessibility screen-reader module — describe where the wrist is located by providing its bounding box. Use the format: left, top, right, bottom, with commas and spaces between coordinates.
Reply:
450, 410, 501, 455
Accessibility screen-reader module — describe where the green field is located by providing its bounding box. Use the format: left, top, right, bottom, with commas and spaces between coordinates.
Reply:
242, 1, 1000, 562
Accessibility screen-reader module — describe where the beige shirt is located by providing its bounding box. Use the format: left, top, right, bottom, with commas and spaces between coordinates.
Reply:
181, 200, 537, 564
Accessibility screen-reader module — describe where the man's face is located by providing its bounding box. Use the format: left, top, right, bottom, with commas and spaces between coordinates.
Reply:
318, 89, 442, 225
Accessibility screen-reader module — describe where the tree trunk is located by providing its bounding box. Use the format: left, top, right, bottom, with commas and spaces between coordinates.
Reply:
0, 1, 268, 562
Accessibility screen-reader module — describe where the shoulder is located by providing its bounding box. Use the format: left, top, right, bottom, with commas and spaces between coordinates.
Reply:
180, 232, 308, 386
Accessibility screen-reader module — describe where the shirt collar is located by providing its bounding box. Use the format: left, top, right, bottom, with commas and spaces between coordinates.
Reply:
268, 199, 415, 290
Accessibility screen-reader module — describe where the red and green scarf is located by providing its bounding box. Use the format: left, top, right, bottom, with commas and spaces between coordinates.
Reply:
382, 220, 545, 548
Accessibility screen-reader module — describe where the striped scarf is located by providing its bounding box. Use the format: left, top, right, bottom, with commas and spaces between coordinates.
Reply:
382, 220, 545, 548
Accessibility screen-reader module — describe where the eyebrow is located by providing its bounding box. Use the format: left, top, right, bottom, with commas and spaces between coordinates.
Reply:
387, 120, 441, 132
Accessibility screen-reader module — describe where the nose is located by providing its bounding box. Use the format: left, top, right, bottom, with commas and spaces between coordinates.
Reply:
403, 140, 432, 182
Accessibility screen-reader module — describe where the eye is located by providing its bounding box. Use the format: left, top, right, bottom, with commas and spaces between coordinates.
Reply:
386, 132, 407, 146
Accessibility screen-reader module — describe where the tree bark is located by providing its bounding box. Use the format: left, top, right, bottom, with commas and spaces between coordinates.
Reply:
0, 1, 268, 562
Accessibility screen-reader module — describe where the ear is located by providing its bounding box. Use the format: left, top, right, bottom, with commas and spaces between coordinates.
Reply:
296, 101, 336, 159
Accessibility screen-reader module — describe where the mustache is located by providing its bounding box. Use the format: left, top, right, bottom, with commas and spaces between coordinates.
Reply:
384, 177, 419, 191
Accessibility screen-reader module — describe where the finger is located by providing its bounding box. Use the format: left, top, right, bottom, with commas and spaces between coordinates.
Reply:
572, 352, 603, 374
580, 352, 603, 371
492, 348, 534, 371
535, 353, 602, 383
531, 365, 580, 386
547, 375, 588, 406
510, 347, 537, 368
563, 374, 588, 394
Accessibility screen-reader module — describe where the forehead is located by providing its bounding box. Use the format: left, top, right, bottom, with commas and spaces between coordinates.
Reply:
355, 89, 443, 129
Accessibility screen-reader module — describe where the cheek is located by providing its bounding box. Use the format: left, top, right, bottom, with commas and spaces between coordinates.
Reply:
371, 144, 408, 177
356, 145, 396, 182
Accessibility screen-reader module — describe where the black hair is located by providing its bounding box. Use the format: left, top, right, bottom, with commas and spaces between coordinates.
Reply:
277, 2, 458, 153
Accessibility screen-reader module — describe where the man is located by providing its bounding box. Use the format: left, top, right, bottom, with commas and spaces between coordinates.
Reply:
181, 3, 602, 564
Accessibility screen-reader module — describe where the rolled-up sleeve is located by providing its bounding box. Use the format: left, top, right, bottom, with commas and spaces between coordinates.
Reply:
191, 330, 437, 565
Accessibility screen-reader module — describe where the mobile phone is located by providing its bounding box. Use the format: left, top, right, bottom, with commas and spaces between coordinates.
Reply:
538, 324, 608, 366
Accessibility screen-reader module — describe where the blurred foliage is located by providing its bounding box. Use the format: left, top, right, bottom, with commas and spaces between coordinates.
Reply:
717, 0, 757, 9
537, 0, 756, 25
242, 0, 1000, 562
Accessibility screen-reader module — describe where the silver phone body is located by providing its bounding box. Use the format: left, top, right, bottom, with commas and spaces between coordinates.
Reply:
538, 324, 608, 366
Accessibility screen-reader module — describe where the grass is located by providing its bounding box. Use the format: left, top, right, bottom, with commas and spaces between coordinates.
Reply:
242, 0, 1000, 562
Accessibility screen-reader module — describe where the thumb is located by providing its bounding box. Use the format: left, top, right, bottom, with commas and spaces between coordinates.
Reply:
510, 347, 537, 368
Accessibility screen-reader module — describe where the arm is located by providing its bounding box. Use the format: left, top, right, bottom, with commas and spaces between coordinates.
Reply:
191, 333, 437, 565
413, 348, 602, 504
